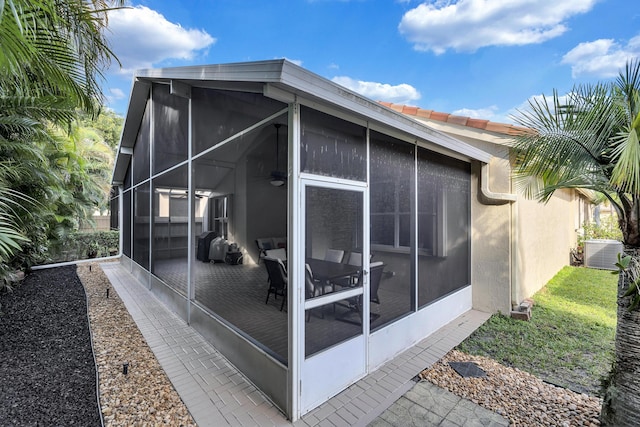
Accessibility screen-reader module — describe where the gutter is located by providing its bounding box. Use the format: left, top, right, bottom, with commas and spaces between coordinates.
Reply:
479, 162, 520, 311
480, 162, 516, 205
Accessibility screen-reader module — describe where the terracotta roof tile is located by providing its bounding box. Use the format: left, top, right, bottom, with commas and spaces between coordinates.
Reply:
484, 122, 513, 134
429, 111, 450, 122
466, 118, 490, 129
402, 106, 419, 115
379, 101, 531, 136
416, 109, 433, 119
446, 115, 468, 126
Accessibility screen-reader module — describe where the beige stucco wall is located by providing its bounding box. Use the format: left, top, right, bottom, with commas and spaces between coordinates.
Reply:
416, 120, 515, 314
79, 215, 111, 232
417, 118, 586, 314
470, 163, 512, 313
469, 144, 513, 314
515, 188, 580, 302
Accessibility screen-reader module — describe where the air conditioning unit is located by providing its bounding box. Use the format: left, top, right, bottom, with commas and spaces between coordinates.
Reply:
583, 239, 623, 270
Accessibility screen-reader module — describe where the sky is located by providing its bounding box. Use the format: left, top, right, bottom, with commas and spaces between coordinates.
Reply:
102, 0, 640, 125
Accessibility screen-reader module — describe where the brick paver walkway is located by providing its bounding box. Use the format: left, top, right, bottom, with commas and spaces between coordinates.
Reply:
101, 262, 494, 426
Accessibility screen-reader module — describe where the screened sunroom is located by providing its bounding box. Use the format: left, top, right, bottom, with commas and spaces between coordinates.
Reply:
110, 59, 493, 420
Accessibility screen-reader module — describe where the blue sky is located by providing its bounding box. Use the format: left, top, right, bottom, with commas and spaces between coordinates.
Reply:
103, 0, 639, 124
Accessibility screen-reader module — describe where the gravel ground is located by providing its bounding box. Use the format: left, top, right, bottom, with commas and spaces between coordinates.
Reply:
0, 266, 101, 426
1, 263, 606, 426
0, 263, 195, 427
77, 262, 195, 427
420, 350, 602, 427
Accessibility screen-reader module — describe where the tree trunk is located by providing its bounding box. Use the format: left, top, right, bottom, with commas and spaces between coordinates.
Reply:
601, 247, 640, 425
619, 196, 640, 247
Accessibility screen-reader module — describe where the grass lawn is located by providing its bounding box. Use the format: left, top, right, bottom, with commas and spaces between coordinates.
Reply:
458, 266, 617, 396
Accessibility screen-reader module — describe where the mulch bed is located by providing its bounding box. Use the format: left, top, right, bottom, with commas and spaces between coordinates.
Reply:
0, 266, 101, 426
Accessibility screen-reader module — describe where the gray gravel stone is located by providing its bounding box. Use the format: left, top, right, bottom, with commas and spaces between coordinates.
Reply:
78, 263, 195, 426
420, 350, 602, 427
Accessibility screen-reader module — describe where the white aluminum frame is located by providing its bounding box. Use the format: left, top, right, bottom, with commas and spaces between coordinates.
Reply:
297, 175, 370, 416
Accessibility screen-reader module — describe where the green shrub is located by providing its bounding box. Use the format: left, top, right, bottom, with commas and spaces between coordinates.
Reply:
48, 230, 118, 262
0, 263, 21, 294
578, 215, 623, 247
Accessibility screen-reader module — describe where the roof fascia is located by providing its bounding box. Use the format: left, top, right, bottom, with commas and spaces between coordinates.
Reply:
112, 60, 493, 185
273, 61, 492, 163
134, 59, 491, 162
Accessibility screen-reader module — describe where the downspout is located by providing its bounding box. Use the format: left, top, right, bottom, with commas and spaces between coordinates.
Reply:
480, 162, 516, 205
479, 162, 519, 311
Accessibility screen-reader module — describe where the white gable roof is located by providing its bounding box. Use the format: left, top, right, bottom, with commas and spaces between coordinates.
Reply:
112, 59, 492, 184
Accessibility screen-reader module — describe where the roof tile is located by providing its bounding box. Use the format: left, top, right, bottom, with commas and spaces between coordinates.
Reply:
466, 118, 490, 129
416, 109, 433, 119
402, 106, 419, 115
378, 101, 531, 136
447, 115, 468, 126
429, 111, 450, 122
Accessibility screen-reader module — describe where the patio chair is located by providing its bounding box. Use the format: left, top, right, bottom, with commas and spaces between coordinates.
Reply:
272, 237, 287, 249
344, 251, 362, 266
369, 261, 384, 306
265, 248, 287, 261
255, 238, 275, 264
264, 257, 287, 311
336, 262, 385, 325
324, 248, 345, 263
305, 264, 334, 321
338, 251, 362, 287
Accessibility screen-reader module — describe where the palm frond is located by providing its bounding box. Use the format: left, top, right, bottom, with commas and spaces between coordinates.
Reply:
610, 127, 640, 195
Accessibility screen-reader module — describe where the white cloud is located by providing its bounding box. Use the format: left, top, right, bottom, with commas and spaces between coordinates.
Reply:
398, 0, 597, 54
104, 87, 127, 107
281, 57, 303, 67
508, 93, 573, 124
331, 76, 421, 104
452, 106, 498, 119
109, 87, 126, 100
452, 105, 517, 124
561, 35, 640, 78
106, 6, 216, 74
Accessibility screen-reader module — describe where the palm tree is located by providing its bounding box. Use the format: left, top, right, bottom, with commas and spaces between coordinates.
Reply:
0, 0, 123, 267
512, 59, 640, 426
0, 0, 123, 119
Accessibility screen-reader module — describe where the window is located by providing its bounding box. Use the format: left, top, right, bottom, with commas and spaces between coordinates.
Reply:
369, 131, 415, 327
371, 180, 411, 249
370, 131, 414, 252
211, 195, 229, 239
417, 147, 470, 306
